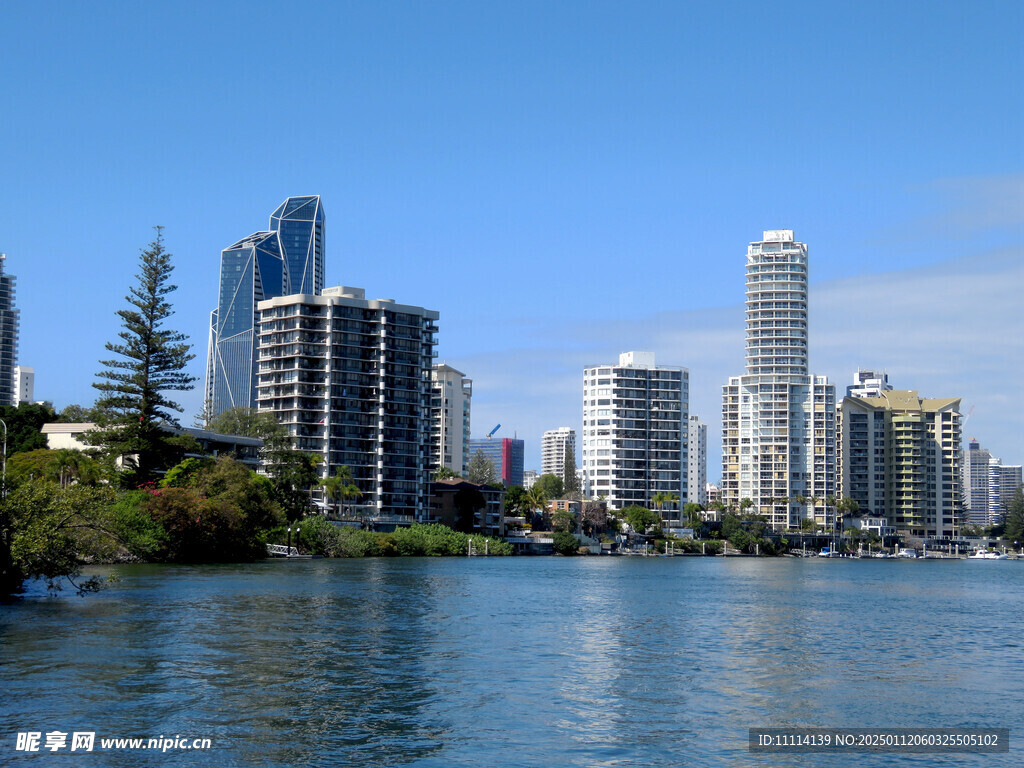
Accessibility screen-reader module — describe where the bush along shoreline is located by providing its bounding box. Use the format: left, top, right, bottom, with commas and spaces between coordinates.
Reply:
273, 518, 513, 558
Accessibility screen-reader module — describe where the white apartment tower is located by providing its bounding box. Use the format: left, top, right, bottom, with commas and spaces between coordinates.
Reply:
962, 438, 1022, 528
257, 286, 438, 521
688, 415, 708, 507
430, 363, 472, 477
721, 230, 836, 530
583, 351, 688, 515
14, 365, 34, 403
541, 427, 577, 480
963, 439, 994, 527
989, 461, 1023, 526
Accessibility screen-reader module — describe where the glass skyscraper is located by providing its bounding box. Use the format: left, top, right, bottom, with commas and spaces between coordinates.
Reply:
205, 196, 325, 418
269, 195, 325, 296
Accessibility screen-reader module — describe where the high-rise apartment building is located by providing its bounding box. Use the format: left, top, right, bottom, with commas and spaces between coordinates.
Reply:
467, 437, 524, 488
989, 461, 1022, 526
962, 438, 1022, 528
721, 230, 836, 530
206, 196, 325, 419
582, 351, 688, 514
838, 390, 962, 539
541, 427, 577, 480
14, 365, 33, 404
430, 364, 472, 477
256, 286, 437, 521
963, 439, 994, 527
0, 255, 18, 407
688, 415, 708, 507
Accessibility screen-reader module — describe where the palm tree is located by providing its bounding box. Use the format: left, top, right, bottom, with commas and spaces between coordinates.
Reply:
320, 466, 362, 519
525, 486, 549, 527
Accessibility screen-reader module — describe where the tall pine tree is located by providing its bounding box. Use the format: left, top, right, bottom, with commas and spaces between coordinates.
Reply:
563, 445, 581, 500
88, 227, 196, 486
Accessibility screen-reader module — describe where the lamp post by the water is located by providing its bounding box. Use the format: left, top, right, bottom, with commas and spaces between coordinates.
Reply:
287, 526, 292, 553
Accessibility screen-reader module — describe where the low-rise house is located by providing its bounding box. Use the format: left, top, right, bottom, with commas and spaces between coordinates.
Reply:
41, 422, 263, 471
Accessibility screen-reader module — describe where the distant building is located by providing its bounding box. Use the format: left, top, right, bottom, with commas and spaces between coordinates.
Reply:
0, 254, 18, 407
838, 390, 962, 539
582, 351, 688, 515
257, 286, 438, 521
430, 364, 472, 477
687, 415, 707, 507
721, 230, 836, 530
541, 427, 576, 481
522, 469, 539, 489
847, 369, 893, 398
989, 461, 1022, 526
14, 365, 33, 403
706, 482, 721, 506
963, 439, 994, 527
962, 438, 1022, 528
468, 437, 524, 488
206, 196, 325, 418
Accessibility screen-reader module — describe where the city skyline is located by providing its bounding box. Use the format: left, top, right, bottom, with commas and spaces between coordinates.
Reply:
2, 2, 1022, 472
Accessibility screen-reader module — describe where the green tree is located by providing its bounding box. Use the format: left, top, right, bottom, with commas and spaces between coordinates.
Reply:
551, 530, 579, 555
48, 448, 101, 487
552, 508, 577, 533
54, 403, 104, 423
467, 450, 499, 486
525, 485, 549, 517
6, 449, 59, 484
433, 467, 461, 481
86, 227, 197, 487
533, 473, 564, 500
503, 485, 529, 518
562, 450, 581, 500
0, 402, 56, 456
320, 465, 362, 518
1, 480, 118, 596
621, 505, 660, 535
267, 450, 322, 522
1004, 486, 1024, 543
206, 406, 288, 451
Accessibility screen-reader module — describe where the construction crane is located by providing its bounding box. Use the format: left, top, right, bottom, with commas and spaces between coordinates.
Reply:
487, 424, 501, 438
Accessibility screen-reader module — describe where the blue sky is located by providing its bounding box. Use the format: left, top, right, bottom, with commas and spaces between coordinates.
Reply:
2, 1, 1022, 475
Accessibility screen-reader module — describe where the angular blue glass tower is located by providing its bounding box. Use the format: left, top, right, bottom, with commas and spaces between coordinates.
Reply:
205, 196, 326, 420
269, 195, 325, 296
206, 232, 287, 415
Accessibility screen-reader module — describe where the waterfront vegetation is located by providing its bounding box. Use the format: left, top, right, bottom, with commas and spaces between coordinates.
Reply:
284, 517, 512, 558
0, 455, 516, 596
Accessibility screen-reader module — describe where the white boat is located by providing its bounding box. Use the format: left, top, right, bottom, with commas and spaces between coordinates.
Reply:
968, 550, 1008, 560
897, 548, 918, 559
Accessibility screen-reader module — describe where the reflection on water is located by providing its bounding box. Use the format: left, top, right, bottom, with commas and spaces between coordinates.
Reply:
2, 558, 1022, 766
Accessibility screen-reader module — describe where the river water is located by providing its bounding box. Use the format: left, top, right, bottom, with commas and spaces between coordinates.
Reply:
2, 557, 1022, 766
